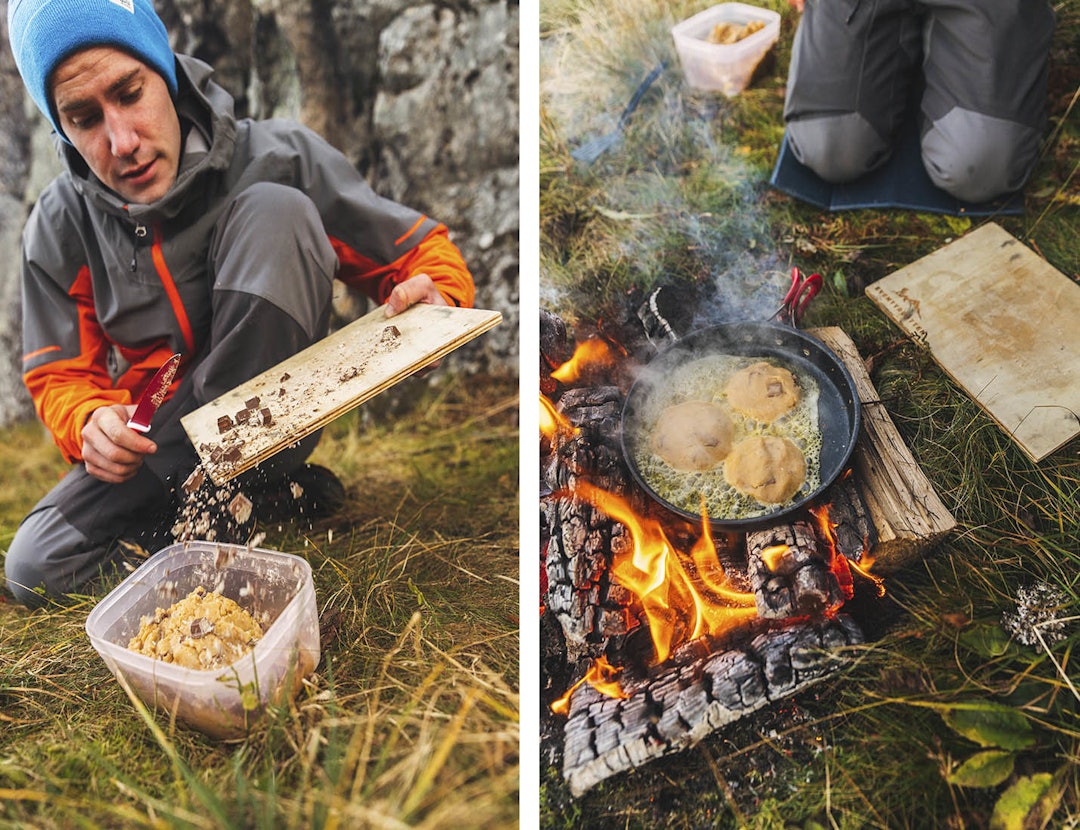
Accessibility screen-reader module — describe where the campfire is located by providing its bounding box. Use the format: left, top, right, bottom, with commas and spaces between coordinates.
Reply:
540, 294, 955, 797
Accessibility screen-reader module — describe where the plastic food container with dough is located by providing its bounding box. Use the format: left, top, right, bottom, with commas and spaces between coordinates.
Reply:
85, 541, 319, 739
671, 3, 781, 96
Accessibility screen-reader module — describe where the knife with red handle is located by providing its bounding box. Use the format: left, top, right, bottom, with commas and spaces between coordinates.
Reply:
127, 353, 182, 433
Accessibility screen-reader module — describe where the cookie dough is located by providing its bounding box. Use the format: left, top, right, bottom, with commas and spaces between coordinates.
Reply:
723, 435, 806, 504
650, 400, 735, 471
128, 586, 263, 671
725, 361, 800, 422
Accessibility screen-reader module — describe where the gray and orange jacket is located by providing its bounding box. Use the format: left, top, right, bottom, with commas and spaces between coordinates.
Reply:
20, 55, 474, 464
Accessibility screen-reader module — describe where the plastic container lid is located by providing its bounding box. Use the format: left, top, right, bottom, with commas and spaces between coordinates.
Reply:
85, 541, 319, 739
671, 3, 782, 96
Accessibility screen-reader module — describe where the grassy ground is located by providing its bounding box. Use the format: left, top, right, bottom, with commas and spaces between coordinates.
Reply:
0, 373, 519, 829
541, 1, 1079, 827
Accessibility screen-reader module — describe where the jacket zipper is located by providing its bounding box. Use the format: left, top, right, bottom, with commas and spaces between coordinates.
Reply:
132, 221, 148, 271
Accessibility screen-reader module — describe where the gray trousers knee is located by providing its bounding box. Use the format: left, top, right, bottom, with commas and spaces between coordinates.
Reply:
5, 183, 336, 607
784, 0, 1055, 202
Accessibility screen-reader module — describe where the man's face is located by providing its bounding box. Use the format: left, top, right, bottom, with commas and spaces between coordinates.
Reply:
51, 46, 181, 205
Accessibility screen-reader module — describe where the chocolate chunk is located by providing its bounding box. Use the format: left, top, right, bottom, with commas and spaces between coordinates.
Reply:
235, 408, 252, 424
245, 396, 260, 409
189, 617, 213, 639
217, 414, 234, 433
182, 467, 205, 494
259, 407, 273, 426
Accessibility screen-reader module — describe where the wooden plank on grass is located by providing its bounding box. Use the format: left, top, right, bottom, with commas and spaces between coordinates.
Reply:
865, 222, 1080, 462
181, 303, 501, 485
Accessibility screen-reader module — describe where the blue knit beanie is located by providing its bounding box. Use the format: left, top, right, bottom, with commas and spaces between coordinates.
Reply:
7, 0, 178, 141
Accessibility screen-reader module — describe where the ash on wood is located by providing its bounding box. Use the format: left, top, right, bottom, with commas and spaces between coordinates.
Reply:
562, 615, 864, 797
747, 522, 846, 620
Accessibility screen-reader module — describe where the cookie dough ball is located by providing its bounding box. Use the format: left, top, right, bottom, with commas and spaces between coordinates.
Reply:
723, 435, 806, 504
128, 586, 264, 671
650, 400, 735, 471
725, 361, 800, 422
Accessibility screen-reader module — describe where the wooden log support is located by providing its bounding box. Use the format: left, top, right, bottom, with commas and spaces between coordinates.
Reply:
810, 327, 957, 572
746, 522, 846, 619
562, 615, 865, 797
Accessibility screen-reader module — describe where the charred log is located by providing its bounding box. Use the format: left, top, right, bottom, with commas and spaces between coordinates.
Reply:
823, 472, 878, 562
561, 615, 864, 797
541, 309, 573, 397
543, 386, 641, 664
747, 522, 847, 620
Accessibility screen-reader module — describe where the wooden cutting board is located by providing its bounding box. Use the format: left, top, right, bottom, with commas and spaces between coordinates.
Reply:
181, 303, 502, 484
866, 222, 1080, 462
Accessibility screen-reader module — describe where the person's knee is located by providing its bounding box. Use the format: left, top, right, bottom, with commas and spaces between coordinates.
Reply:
226, 182, 327, 241
922, 109, 1040, 203
787, 113, 893, 183
5, 518, 56, 607
211, 182, 336, 336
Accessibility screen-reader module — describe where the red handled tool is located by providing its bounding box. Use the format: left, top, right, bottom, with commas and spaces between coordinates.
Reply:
773, 267, 822, 325
127, 353, 182, 433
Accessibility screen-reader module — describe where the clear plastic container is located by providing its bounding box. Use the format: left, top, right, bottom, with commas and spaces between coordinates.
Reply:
85, 541, 319, 739
671, 3, 782, 96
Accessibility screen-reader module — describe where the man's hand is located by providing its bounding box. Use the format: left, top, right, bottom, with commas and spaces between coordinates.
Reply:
81, 404, 157, 483
384, 273, 450, 318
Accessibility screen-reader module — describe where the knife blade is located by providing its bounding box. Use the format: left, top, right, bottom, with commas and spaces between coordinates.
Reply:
127, 353, 182, 433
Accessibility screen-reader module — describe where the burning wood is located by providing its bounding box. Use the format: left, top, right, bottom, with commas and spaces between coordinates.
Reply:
539, 309, 952, 798
560, 615, 864, 798
747, 521, 849, 619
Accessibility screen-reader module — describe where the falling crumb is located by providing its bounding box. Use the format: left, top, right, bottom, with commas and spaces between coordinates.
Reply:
290, 481, 304, 499
182, 467, 205, 494
228, 492, 253, 524
214, 545, 236, 569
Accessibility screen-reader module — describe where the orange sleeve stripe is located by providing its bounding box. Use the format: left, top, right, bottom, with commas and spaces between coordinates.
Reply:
151, 223, 196, 354
22, 344, 62, 362
394, 216, 428, 247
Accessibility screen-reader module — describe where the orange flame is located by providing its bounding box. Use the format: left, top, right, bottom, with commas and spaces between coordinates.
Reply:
550, 338, 616, 384
809, 503, 885, 600
759, 544, 790, 573
575, 481, 756, 665
540, 395, 579, 440
551, 655, 628, 716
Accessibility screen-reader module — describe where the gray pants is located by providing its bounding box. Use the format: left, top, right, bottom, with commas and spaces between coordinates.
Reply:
783, 0, 1055, 203
5, 183, 336, 606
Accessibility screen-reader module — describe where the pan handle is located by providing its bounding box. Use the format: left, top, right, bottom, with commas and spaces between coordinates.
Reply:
771, 267, 822, 327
